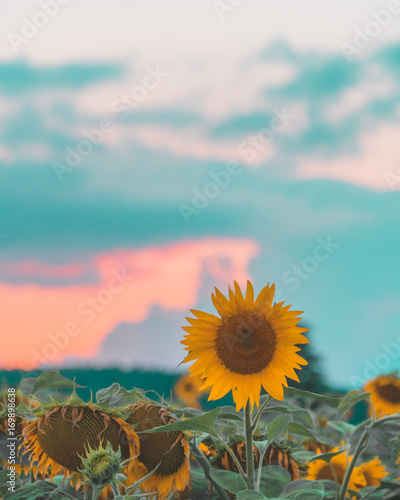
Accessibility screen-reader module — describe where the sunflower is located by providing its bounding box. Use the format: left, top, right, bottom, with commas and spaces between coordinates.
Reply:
22, 395, 140, 494
127, 401, 191, 500
199, 441, 217, 458
303, 440, 332, 454
174, 373, 206, 409
354, 457, 389, 489
215, 441, 299, 481
181, 280, 309, 410
364, 374, 400, 418
307, 447, 366, 494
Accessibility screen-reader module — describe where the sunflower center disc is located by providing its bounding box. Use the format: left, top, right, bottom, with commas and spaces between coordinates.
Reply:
36, 406, 130, 472
378, 383, 400, 403
216, 313, 277, 374
130, 404, 187, 477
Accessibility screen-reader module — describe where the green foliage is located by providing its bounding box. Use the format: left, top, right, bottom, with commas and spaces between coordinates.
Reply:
1, 370, 400, 500
209, 468, 247, 494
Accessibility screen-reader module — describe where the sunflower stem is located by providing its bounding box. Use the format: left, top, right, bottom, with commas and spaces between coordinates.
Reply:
338, 430, 369, 500
83, 485, 93, 500
190, 442, 230, 500
338, 414, 400, 500
244, 401, 256, 490
215, 435, 248, 481
110, 482, 121, 499
327, 462, 340, 500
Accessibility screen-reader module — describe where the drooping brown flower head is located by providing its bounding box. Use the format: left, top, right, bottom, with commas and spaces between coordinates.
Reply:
215, 441, 299, 481
127, 402, 191, 500
23, 402, 140, 492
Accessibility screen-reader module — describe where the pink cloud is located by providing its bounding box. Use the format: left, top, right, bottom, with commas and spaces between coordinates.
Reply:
0, 260, 85, 280
1, 238, 258, 370
297, 124, 400, 191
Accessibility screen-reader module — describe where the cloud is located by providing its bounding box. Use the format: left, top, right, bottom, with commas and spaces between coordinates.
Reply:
0, 238, 258, 369
297, 124, 400, 191
0, 59, 125, 95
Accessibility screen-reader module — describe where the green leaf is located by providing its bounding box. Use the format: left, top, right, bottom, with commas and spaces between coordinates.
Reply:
20, 370, 84, 395
307, 447, 347, 463
290, 450, 315, 463
219, 406, 244, 422
142, 408, 221, 435
291, 408, 314, 427
259, 466, 291, 497
209, 469, 247, 494
280, 479, 325, 499
267, 414, 291, 444
335, 390, 370, 423
327, 421, 356, 434
378, 479, 400, 491
284, 387, 341, 407
96, 383, 122, 402
286, 422, 336, 446
355, 487, 383, 499
237, 491, 268, 499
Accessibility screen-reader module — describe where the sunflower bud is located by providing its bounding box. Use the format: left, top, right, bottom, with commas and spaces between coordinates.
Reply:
80, 441, 124, 489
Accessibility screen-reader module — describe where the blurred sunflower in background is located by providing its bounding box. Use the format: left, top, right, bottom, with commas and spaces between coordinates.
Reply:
354, 457, 389, 489
181, 280, 309, 410
364, 373, 400, 418
307, 447, 366, 493
127, 401, 191, 499
174, 373, 206, 409
22, 393, 140, 494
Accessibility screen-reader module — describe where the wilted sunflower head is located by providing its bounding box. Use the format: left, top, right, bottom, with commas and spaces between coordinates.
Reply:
303, 440, 332, 454
307, 447, 366, 494
181, 280, 309, 411
22, 392, 140, 492
174, 373, 206, 409
364, 374, 400, 418
199, 440, 217, 459
215, 441, 299, 481
127, 401, 191, 500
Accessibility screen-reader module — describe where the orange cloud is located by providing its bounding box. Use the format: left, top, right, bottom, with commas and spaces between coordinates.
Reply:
1, 238, 258, 370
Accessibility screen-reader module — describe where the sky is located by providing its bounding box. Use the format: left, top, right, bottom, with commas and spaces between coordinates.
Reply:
0, 0, 400, 389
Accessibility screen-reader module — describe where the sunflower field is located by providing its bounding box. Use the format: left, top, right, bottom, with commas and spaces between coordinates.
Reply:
1, 282, 400, 500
